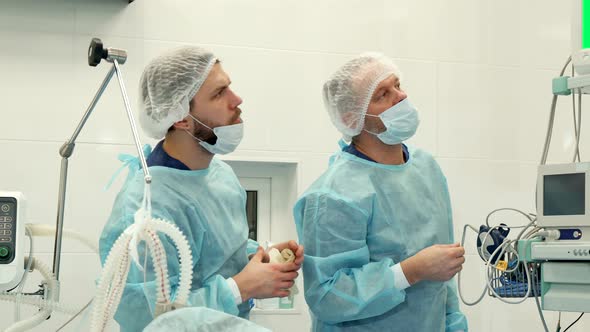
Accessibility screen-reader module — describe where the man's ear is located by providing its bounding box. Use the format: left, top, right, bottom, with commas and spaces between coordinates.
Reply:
172, 116, 191, 131
341, 110, 363, 130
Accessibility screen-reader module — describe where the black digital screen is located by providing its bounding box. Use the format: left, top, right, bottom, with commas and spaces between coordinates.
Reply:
543, 173, 585, 216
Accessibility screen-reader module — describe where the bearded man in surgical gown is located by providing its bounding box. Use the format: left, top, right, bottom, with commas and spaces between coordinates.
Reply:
99, 46, 303, 332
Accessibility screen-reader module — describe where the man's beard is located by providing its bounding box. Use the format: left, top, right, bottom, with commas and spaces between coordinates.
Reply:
193, 122, 217, 145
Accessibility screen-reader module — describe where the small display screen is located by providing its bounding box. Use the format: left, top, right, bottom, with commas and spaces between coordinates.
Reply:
544, 173, 585, 216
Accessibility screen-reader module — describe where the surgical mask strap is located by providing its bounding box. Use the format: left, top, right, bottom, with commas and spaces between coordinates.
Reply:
185, 113, 213, 143
363, 128, 380, 136
185, 129, 205, 143
188, 113, 213, 131
363, 113, 380, 135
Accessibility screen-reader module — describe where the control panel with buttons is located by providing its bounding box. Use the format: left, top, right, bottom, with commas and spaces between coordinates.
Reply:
532, 242, 590, 261
0, 200, 17, 263
0, 192, 25, 291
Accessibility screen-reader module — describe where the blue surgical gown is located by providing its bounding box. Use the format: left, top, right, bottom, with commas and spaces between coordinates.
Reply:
99, 148, 256, 332
293, 144, 468, 331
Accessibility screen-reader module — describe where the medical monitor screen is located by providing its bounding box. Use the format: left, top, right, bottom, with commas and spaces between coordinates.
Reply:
543, 173, 585, 216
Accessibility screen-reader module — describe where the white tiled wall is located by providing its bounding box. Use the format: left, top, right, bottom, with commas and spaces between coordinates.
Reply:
1, 0, 589, 331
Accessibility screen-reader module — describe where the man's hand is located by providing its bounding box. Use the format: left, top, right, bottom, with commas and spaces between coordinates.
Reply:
269, 240, 304, 266
234, 247, 299, 299
401, 243, 465, 285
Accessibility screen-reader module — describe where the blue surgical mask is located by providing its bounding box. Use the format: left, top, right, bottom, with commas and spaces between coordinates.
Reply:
186, 114, 244, 155
364, 98, 419, 145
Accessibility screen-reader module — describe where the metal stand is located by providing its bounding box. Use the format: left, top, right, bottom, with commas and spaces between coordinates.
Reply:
52, 38, 152, 283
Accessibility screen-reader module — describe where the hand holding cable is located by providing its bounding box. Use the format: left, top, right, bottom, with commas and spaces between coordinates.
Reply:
401, 243, 465, 284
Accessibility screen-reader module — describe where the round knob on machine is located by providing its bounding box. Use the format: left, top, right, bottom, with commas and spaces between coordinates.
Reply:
0, 246, 10, 259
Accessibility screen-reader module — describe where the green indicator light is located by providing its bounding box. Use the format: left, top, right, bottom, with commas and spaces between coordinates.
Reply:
0, 246, 9, 258
584, 0, 590, 48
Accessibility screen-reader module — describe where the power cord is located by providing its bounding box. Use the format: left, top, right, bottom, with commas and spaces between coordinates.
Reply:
563, 313, 584, 332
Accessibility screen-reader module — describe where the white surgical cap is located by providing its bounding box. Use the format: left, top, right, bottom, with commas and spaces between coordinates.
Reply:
322, 52, 401, 140
139, 46, 217, 139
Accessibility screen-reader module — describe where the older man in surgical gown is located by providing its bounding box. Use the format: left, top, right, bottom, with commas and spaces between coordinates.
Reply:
294, 53, 468, 331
